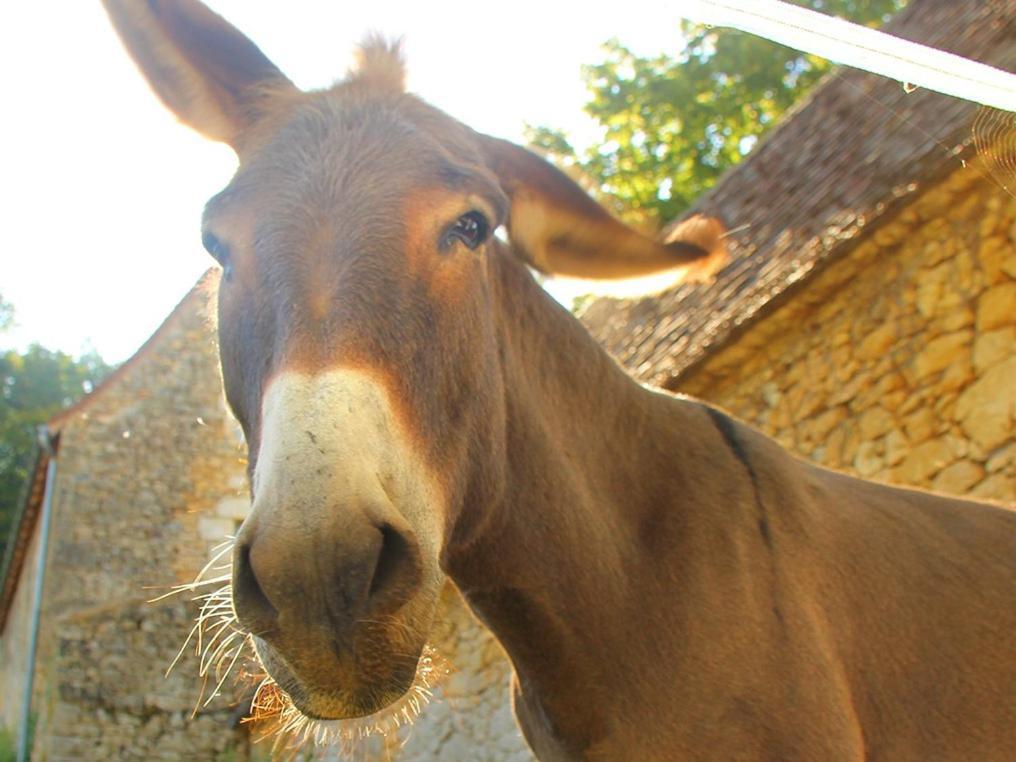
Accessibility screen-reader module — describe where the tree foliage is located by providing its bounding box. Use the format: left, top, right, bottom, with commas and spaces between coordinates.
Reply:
0, 298, 12, 334
527, 0, 905, 226
0, 298, 112, 554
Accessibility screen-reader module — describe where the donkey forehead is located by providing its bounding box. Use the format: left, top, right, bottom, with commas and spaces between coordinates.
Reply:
216, 92, 496, 222
206, 90, 506, 368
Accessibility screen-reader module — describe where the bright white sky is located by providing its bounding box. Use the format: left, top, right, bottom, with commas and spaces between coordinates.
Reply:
1, 1, 687, 363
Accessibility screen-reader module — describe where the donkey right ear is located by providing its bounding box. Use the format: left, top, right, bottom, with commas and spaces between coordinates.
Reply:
102, 0, 294, 147
477, 135, 727, 281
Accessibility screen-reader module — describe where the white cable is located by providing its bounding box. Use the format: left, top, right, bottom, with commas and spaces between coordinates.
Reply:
680, 0, 1016, 113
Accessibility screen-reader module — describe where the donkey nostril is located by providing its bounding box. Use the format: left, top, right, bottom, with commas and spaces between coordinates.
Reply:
233, 541, 278, 633
367, 524, 419, 604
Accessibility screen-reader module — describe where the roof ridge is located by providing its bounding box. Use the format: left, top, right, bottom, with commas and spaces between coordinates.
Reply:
48, 269, 219, 430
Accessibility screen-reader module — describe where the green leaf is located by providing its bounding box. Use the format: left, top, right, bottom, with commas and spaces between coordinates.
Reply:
526, 0, 906, 226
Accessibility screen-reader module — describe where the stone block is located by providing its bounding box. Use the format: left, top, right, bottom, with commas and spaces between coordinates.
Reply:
830, 344, 852, 372
846, 374, 889, 412
955, 356, 1016, 451
858, 406, 895, 440
884, 429, 909, 466
857, 323, 896, 361
874, 221, 909, 247
937, 304, 975, 333
979, 213, 1001, 239
895, 388, 924, 417
986, 443, 1015, 474
943, 431, 975, 460
898, 437, 954, 485
806, 352, 832, 382
769, 402, 792, 431
923, 260, 952, 286
939, 351, 973, 392
955, 250, 979, 292
805, 407, 848, 443
903, 407, 935, 443
926, 244, 946, 272
933, 393, 958, 424
973, 327, 1014, 374
916, 187, 953, 221
842, 425, 861, 463
215, 497, 250, 520
1002, 245, 1016, 280
197, 517, 235, 542
881, 390, 907, 411
853, 441, 883, 478
971, 473, 1016, 502
931, 461, 984, 495
874, 372, 905, 396
947, 192, 981, 222
761, 382, 781, 409
976, 282, 1016, 332
916, 281, 942, 319
824, 427, 847, 466
975, 235, 1007, 286
912, 330, 972, 380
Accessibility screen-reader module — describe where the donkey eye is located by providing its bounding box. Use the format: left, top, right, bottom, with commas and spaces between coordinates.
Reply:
442, 210, 490, 251
202, 231, 230, 266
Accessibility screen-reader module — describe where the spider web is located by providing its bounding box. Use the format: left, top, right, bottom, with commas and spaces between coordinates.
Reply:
819, 51, 1016, 208
973, 106, 1016, 199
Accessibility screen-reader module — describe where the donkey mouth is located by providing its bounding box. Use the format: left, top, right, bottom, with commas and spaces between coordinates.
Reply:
291, 683, 412, 722
252, 632, 426, 720
241, 636, 449, 750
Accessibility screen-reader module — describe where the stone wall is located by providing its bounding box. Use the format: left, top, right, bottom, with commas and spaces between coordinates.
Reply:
25, 283, 251, 760
673, 166, 1014, 500
0, 517, 44, 735
1, 278, 530, 760
394, 586, 529, 762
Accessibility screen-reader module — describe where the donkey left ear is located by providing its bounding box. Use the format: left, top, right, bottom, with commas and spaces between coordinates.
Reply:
102, 0, 294, 147
477, 135, 727, 281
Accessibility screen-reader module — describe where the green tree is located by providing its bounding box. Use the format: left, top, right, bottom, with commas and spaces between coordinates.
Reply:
527, 0, 906, 226
0, 298, 112, 552
0, 299, 12, 334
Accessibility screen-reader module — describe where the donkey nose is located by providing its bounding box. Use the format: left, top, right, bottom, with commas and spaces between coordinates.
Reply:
231, 540, 277, 636
231, 516, 423, 640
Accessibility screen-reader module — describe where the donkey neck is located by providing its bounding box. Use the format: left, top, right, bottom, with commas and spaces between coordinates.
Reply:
447, 250, 779, 756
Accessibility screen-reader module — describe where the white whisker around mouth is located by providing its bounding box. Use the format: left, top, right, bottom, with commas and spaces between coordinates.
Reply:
244, 643, 448, 756
150, 536, 452, 756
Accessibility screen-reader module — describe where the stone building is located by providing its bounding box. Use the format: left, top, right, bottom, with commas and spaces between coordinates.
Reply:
1, 0, 1012, 759
583, 0, 1015, 501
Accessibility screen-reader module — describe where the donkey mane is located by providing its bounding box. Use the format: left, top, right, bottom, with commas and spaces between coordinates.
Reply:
348, 35, 406, 93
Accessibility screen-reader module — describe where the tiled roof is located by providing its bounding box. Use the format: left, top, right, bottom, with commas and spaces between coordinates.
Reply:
580, 0, 1015, 388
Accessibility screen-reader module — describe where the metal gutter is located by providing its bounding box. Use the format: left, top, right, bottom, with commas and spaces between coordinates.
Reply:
17, 426, 58, 762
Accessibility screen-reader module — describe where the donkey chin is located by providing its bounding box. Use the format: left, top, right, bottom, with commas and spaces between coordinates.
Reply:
248, 576, 443, 720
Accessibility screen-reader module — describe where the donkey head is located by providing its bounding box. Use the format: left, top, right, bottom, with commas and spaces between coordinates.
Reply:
104, 0, 725, 721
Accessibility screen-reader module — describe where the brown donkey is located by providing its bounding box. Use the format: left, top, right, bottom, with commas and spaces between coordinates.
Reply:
104, 2, 1016, 759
